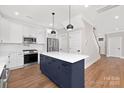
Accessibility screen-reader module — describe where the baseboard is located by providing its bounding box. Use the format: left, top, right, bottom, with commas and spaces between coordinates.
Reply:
106, 55, 124, 59
10, 63, 38, 70
10, 65, 24, 70
120, 56, 124, 59
85, 55, 101, 69
106, 55, 110, 57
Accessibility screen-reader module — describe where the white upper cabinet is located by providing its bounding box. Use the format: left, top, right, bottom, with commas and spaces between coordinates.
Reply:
0, 18, 46, 44
36, 30, 46, 44
22, 26, 30, 37
9, 22, 23, 43
0, 19, 11, 43
22, 26, 46, 44
0, 18, 23, 43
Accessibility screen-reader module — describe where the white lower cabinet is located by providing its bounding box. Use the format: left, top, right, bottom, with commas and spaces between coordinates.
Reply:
9, 52, 24, 69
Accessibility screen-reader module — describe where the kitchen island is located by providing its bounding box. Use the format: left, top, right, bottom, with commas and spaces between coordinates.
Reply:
40, 52, 88, 88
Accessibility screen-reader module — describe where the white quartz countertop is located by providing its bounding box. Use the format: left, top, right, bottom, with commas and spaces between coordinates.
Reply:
41, 52, 88, 63
0, 56, 8, 77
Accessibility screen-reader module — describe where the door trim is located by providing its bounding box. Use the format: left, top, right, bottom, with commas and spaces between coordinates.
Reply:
107, 37, 122, 58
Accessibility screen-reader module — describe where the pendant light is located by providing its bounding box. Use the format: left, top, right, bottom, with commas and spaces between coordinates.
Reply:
66, 5, 74, 31
51, 12, 56, 34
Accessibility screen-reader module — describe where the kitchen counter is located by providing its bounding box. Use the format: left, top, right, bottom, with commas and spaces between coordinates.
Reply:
40, 52, 88, 88
0, 56, 8, 77
41, 52, 88, 63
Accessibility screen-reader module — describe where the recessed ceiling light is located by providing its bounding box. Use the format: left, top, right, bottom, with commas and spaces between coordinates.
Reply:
115, 16, 119, 19
84, 5, 89, 8
14, 11, 19, 15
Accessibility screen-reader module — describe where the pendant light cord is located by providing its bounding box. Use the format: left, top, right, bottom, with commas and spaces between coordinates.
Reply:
52, 12, 55, 30
69, 5, 71, 24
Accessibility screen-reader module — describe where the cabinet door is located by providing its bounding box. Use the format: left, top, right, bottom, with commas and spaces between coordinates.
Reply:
0, 19, 10, 43
16, 52, 24, 67
9, 52, 23, 68
37, 31, 46, 44
0, 19, 23, 43
58, 61, 71, 87
40, 55, 50, 75
9, 23, 23, 43
40, 55, 45, 71
9, 53, 17, 68
22, 26, 30, 37
49, 59, 59, 80
45, 56, 53, 74
22, 26, 36, 37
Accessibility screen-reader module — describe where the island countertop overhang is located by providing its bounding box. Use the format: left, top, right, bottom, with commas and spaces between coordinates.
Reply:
41, 52, 88, 63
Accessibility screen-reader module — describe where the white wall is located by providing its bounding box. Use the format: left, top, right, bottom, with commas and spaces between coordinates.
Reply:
58, 32, 69, 52
82, 20, 100, 68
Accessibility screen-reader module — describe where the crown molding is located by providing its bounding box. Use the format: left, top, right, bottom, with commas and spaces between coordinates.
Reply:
0, 10, 46, 29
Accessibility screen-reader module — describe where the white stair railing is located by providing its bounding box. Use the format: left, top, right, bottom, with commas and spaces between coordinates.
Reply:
82, 27, 100, 55
92, 27, 101, 54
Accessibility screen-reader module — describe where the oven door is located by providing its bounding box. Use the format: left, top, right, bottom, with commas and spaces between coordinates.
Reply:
24, 53, 38, 64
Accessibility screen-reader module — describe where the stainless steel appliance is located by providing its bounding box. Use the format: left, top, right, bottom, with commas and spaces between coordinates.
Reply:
47, 38, 59, 52
23, 49, 38, 64
23, 37, 36, 44
0, 65, 10, 88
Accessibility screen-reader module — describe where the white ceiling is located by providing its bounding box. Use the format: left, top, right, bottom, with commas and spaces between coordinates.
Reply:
94, 5, 124, 34
0, 5, 123, 34
0, 5, 101, 28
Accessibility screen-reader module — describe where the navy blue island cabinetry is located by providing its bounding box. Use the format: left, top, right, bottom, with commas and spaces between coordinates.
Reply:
40, 53, 88, 88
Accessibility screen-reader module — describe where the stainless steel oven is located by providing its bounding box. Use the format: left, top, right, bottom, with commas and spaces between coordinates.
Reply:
0, 65, 10, 88
23, 49, 38, 65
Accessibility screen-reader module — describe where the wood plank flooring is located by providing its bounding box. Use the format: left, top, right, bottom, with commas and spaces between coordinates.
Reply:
85, 56, 124, 88
8, 56, 124, 88
8, 65, 58, 88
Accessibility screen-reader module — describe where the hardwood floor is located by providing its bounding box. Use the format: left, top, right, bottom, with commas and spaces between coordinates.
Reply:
8, 64, 58, 88
85, 56, 124, 88
8, 56, 124, 88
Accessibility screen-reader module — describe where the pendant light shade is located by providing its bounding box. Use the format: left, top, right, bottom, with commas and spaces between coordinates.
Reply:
66, 5, 74, 30
51, 30, 56, 34
51, 12, 56, 34
67, 24, 74, 30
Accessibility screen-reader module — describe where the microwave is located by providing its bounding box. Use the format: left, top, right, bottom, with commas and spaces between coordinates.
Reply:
23, 37, 36, 44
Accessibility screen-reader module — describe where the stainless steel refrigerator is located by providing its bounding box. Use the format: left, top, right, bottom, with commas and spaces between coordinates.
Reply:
47, 38, 59, 52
